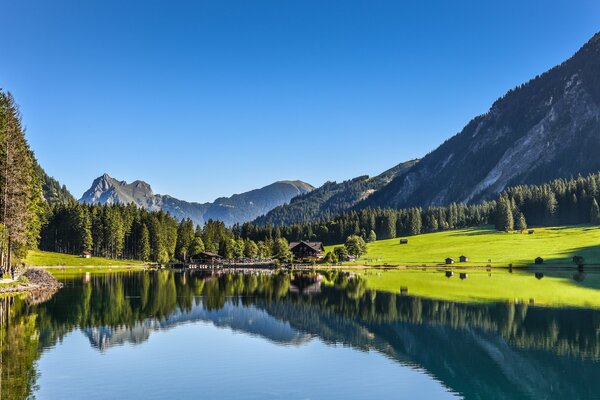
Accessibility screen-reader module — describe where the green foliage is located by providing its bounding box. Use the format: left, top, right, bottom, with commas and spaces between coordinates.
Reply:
333, 246, 350, 262
591, 199, 600, 225
495, 197, 514, 232
344, 235, 367, 258
367, 230, 377, 242
322, 250, 338, 264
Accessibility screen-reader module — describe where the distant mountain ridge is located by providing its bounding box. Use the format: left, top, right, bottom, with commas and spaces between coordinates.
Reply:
364, 32, 600, 209
255, 159, 418, 225
79, 173, 313, 226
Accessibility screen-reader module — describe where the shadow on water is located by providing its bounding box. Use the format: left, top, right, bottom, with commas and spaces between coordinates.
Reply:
2, 270, 600, 399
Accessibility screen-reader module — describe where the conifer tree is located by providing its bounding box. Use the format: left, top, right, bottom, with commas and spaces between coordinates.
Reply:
590, 199, 600, 225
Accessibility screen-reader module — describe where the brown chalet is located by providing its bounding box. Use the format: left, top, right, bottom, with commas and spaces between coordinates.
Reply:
289, 241, 324, 260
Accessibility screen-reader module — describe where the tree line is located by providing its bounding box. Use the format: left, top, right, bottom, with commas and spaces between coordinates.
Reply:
0, 91, 45, 273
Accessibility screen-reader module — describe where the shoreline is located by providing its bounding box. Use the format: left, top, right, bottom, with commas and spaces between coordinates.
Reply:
0, 268, 63, 295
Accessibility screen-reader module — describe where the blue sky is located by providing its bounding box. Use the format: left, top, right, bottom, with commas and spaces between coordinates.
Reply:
1, 1, 598, 202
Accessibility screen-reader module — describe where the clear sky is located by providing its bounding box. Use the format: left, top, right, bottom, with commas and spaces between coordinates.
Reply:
1, 1, 598, 202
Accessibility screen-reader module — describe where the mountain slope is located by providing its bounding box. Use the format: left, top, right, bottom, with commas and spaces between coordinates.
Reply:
33, 161, 75, 205
365, 32, 600, 209
254, 159, 418, 225
79, 174, 313, 226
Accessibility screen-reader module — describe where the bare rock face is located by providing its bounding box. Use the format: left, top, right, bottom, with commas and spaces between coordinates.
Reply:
365, 32, 600, 209
79, 174, 314, 226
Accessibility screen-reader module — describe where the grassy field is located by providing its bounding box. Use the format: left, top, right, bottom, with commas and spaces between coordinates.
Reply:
352, 268, 600, 308
25, 250, 147, 268
327, 225, 600, 267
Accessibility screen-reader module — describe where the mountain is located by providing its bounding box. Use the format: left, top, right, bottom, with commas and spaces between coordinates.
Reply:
365, 32, 600, 209
79, 173, 313, 226
254, 159, 418, 225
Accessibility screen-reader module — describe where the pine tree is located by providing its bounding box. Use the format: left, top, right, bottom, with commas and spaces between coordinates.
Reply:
496, 198, 514, 232
590, 199, 600, 225
138, 224, 151, 261
367, 230, 377, 242
0, 91, 41, 269
514, 211, 527, 232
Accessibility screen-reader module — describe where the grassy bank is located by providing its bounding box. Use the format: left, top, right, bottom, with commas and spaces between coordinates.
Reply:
351, 267, 600, 308
327, 225, 600, 267
25, 250, 147, 268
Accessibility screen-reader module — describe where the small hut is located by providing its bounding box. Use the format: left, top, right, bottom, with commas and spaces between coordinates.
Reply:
459, 255, 468, 263
82, 251, 92, 259
399, 239, 408, 244
445, 257, 454, 265
534, 257, 544, 265
528, 229, 535, 234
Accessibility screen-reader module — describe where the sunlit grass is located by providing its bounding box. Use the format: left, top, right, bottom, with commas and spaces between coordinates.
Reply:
327, 225, 600, 267
24, 250, 146, 268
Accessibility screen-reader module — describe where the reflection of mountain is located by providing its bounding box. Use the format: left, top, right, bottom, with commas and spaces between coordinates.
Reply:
5, 271, 600, 400
257, 294, 600, 400
83, 302, 311, 350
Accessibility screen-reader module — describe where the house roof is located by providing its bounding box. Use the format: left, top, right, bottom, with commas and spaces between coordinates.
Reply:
198, 251, 223, 258
289, 241, 324, 252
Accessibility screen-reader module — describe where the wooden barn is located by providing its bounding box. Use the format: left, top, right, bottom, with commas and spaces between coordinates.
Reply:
445, 257, 454, 265
459, 255, 468, 262
81, 251, 92, 259
399, 239, 408, 244
289, 241, 324, 260
193, 251, 224, 264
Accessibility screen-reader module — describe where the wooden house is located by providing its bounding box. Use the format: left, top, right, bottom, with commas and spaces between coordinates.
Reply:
193, 251, 224, 264
289, 241, 324, 260
459, 255, 468, 262
528, 229, 535, 234
399, 239, 408, 244
445, 257, 454, 265
82, 251, 92, 259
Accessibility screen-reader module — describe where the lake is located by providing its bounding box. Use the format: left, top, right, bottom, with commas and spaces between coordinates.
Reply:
2, 270, 600, 399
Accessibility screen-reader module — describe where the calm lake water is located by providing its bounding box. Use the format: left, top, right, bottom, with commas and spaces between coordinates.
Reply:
2, 270, 600, 399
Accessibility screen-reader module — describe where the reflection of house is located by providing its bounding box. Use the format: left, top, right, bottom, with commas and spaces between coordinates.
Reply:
289, 241, 324, 260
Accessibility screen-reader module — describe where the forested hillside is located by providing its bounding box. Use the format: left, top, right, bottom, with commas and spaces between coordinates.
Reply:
34, 163, 74, 205
364, 32, 600, 209
255, 159, 418, 226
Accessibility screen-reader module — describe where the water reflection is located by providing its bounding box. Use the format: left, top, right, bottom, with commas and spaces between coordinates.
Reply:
2, 270, 600, 399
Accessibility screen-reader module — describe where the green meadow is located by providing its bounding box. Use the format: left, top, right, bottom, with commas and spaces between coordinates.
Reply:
328, 225, 600, 267
24, 250, 147, 268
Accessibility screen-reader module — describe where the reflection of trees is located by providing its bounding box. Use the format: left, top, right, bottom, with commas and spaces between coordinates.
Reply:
3, 270, 600, 399
0, 296, 41, 400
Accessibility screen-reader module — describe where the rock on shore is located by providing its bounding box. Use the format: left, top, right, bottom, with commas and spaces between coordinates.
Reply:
0, 268, 63, 294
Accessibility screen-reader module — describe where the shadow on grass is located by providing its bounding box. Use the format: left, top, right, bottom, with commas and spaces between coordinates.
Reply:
530, 243, 600, 290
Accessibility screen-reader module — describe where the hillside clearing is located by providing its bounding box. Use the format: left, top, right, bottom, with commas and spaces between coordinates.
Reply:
327, 225, 600, 267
